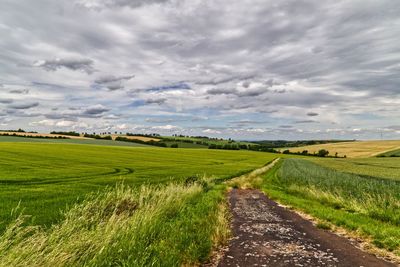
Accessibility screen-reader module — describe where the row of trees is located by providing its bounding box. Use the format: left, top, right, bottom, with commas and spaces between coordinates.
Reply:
83, 134, 112, 140
50, 131, 80, 137
115, 137, 168, 147
0, 133, 69, 139
126, 133, 161, 137
282, 149, 346, 158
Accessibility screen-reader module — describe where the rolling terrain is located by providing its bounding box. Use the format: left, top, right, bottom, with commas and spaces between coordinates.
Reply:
0, 138, 399, 266
0, 135, 150, 147
0, 142, 277, 231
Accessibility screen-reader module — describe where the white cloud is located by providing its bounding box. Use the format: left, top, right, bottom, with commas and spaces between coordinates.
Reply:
202, 129, 221, 134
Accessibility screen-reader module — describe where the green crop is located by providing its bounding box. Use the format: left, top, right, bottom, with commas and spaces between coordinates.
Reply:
0, 142, 276, 231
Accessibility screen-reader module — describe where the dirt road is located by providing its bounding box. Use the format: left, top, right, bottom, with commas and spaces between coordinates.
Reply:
217, 189, 396, 267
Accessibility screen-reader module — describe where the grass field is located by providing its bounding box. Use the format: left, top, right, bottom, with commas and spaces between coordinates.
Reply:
282, 140, 400, 158
110, 135, 161, 142
0, 131, 87, 139
162, 136, 254, 146
0, 135, 150, 147
0, 142, 277, 232
309, 157, 400, 180
260, 158, 400, 256
164, 140, 208, 148
1, 138, 399, 264
379, 149, 400, 157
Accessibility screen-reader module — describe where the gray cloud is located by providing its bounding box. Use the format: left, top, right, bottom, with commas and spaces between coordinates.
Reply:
94, 75, 134, 84
145, 98, 167, 105
8, 102, 39, 109
33, 58, 95, 74
9, 89, 29, 94
307, 112, 319, 117
295, 120, 318, 124
0, 98, 14, 104
207, 88, 237, 95
207, 87, 267, 97
82, 104, 110, 115
94, 75, 134, 90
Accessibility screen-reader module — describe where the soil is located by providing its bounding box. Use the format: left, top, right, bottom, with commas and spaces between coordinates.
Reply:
216, 189, 397, 267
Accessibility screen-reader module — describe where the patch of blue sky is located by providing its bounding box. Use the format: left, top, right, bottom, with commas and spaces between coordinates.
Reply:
145, 82, 191, 92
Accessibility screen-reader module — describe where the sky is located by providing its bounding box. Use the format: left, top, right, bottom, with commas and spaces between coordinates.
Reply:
1, 0, 400, 140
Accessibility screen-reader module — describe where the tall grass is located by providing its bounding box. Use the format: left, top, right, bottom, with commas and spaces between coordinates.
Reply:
261, 159, 400, 254
278, 159, 400, 225
0, 181, 229, 266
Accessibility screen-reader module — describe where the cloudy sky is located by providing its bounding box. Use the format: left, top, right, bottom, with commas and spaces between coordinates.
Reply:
1, 0, 400, 140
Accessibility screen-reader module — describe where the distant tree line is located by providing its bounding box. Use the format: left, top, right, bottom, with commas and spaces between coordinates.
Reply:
50, 131, 80, 137
115, 136, 167, 147
0, 129, 37, 133
126, 133, 161, 137
251, 139, 354, 148
83, 133, 112, 140
0, 133, 69, 139
171, 134, 227, 141
282, 149, 346, 158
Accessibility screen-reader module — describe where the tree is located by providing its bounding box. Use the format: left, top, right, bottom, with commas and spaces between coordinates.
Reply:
317, 149, 329, 157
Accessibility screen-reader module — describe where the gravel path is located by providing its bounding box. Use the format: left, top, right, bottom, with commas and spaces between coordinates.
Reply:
217, 189, 396, 267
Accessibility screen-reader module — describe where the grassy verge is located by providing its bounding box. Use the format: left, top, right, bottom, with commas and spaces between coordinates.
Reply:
260, 159, 400, 257
0, 181, 230, 266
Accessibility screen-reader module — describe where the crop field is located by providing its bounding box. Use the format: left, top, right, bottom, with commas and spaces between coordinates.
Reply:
163, 140, 208, 148
282, 140, 400, 158
309, 157, 400, 180
260, 158, 400, 256
162, 136, 255, 146
109, 135, 161, 142
0, 131, 86, 139
0, 135, 150, 147
1, 139, 399, 265
379, 149, 400, 157
0, 142, 277, 232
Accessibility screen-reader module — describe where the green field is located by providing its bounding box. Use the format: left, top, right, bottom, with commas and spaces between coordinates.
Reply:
379, 149, 400, 157
309, 157, 400, 180
161, 136, 254, 146
1, 139, 399, 264
260, 158, 400, 255
0, 135, 149, 147
163, 140, 208, 148
0, 142, 276, 231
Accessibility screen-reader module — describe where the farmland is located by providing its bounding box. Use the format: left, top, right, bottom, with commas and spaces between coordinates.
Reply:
0, 135, 150, 147
309, 157, 400, 180
282, 140, 400, 158
0, 138, 399, 265
379, 148, 400, 157
0, 142, 277, 231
